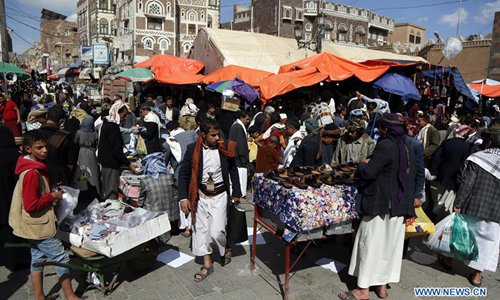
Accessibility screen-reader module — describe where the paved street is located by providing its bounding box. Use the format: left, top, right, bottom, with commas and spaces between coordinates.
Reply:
1, 202, 499, 300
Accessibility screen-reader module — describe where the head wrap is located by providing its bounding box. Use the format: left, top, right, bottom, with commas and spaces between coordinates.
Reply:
378, 113, 409, 203
80, 115, 95, 132
454, 124, 470, 138
264, 106, 275, 116
279, 113, 287, 120
346, 118, 364, 133
304, 118, 319, 133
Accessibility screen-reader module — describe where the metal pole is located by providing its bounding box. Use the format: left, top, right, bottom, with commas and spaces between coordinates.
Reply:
0, 0, 9, 62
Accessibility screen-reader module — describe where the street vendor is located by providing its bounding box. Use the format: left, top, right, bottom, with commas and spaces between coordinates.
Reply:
178, 118, 241, 282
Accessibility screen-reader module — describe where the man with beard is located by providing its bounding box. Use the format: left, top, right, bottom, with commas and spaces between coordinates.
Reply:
178, 119, 241, 281
331, 118, 376, 165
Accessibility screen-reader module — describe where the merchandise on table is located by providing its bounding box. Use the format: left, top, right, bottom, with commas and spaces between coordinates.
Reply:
253, 174, 359, 233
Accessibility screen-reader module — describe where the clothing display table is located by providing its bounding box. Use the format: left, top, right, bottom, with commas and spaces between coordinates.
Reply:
251, 174, 360, 300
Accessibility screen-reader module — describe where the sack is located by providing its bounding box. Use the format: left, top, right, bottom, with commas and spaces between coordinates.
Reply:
136, 135, 148, 156
424, 213, 454, 255
227, 203, 248, 245
450, 213, 479, 261
405, 206, 436, 239
55, 186, 80, 224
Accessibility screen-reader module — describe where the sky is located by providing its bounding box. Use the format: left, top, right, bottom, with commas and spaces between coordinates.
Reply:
5, 0, 499, 55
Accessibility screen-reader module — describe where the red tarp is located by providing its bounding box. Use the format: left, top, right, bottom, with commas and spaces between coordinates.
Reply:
134, 54, 205, 85
260, 67, 328, 101
469, 83, 500, 98
202, 65, 273, 88
260, 53, 390, 100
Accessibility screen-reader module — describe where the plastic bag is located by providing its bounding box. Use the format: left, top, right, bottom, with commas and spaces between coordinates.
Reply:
136, 135, 148, 156
424, 213, 454, 255
55, 186, 80, 224
442, 37, 463, 60
405, 206, 436, 239
450, 214, 479, 261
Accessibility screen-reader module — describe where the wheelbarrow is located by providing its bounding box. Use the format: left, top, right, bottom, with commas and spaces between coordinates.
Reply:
6, 240, 159, 295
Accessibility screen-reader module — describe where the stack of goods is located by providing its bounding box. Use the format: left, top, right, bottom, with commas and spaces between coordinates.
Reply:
253, 174, 359, 233
63, 199, 160, 241
263, 163, 359, 190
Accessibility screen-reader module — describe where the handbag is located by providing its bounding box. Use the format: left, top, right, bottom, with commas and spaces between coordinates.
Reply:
227, 203, 248, 245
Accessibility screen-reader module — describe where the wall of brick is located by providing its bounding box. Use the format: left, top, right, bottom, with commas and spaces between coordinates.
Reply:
488, 12, 500, 81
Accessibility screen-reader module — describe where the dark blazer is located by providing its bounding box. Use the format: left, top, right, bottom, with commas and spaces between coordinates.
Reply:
430, 137, 471, 190
98, 120, 129, 169
141, 121, 162, 154
177, 143, 242, 201
290, 134, 320, 167
357, 138, 415, 217
229, 121, 249, 168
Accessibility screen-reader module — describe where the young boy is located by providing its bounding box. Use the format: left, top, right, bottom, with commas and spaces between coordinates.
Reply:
9, 130, 79, 300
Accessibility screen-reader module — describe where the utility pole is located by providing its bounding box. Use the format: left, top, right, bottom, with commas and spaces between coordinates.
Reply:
0, 0, 9, 62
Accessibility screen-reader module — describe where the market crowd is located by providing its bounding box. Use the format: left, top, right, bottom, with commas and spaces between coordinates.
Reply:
0, 79, 499, 300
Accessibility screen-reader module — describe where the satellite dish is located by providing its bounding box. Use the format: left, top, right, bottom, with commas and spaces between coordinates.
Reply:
5, 72, 17, 83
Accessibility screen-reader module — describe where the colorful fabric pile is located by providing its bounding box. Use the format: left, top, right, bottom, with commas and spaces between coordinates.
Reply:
253, 174, 359, 232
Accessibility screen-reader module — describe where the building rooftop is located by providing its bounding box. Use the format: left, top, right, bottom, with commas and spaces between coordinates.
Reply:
394, 22, 426, 31
41, 9, 67, 21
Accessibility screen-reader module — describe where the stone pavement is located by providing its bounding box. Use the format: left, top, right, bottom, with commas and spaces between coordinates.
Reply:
1, 203, 499, 300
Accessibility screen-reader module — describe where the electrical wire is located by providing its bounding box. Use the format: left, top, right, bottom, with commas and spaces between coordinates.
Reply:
372, 0, 472, 11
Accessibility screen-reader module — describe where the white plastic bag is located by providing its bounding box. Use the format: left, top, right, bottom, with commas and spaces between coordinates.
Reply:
442, 37, 463, 60
424, 213, 455, 255
55, 186, 80, 224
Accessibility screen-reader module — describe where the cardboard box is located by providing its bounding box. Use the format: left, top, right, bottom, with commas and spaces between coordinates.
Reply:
221, 97, 241, 112
58, 213, 171, 258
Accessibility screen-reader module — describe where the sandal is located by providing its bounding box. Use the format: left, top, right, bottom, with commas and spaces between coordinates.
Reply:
193, 265, 213, 282
374, 285, 388, 299
468, 272, 482, 287
338, 290, 369, 300
221, 249, 232, 266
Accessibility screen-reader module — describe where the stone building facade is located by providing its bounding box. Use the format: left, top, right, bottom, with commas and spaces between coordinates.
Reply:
388, 23, 426, 51
113, 0, 220, 66
488, 11, 500, 81
40, 9, 79, 70
223, 0, 394, 47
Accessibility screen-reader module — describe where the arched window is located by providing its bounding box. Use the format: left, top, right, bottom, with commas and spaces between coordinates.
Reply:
183, 42, 192, 53
143, 37, 154, 50
138, 0, 143, 10
147, 1, 162, 15
159, 38, 170, 52
99, 19, 109, 35
181, 9, 185, 19
166, 2, 171, 16
200, 11, 205, 21
208, 15, 213, 27
187, 10, 197, 21
305, 23, 313, 32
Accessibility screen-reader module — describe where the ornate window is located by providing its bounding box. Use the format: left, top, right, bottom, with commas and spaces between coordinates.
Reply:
143, 37, 154, 50
305, 23, 313, 32
283, 6, 292, 20
208, 15, 213, 27
99, 19, 109, 35
138, 0, 143, 10
187, 10, 197, 21
200, 11, 205, 21
147, 18, 162, 30
166, 2, 171, 16
147, 1, 162, 15
295, 8, 303, 21
181, 9, 185, 19
99, 0, 108, 10
159, 38, 170, 51
183, 42, 192, 53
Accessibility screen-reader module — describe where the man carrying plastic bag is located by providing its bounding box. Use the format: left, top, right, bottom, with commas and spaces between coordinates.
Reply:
453, 131, 500, 287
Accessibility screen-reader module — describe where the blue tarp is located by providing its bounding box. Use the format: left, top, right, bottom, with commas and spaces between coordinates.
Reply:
373, 73, 421, 101
206, 77, 259, 103
423, 67, 476, 103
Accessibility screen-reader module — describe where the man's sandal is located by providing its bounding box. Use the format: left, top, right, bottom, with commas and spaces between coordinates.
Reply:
338, 290, 369, 300
194, 265, 213, 282
221, 249, 232, 266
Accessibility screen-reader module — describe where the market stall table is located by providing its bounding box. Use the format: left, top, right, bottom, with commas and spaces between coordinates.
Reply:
250, 174, 359, 300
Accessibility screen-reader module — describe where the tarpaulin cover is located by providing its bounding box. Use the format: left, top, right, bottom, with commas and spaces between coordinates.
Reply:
423, 67, 477, 102
134, 54, 204, 85
469, 83, 500, 98
360, 60, 421, 67
202, 65, 273, 88
206, 78, 259, 102
279, 52, 389, 82
0, 62, 30, 79
114, 68, 154, 82
260, 67, 328, 101
373, 73, 421, 101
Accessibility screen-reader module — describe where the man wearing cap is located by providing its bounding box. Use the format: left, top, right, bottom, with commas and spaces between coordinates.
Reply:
331, 118, 376, 165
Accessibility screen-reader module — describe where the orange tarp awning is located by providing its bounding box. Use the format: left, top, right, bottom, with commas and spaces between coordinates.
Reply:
279, 52, 389, 82
134, 54, 205, 85
360, 60, 420, 67
202, 65, 273, 88
469, 83, 500, 98
260, 67, 328, 101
